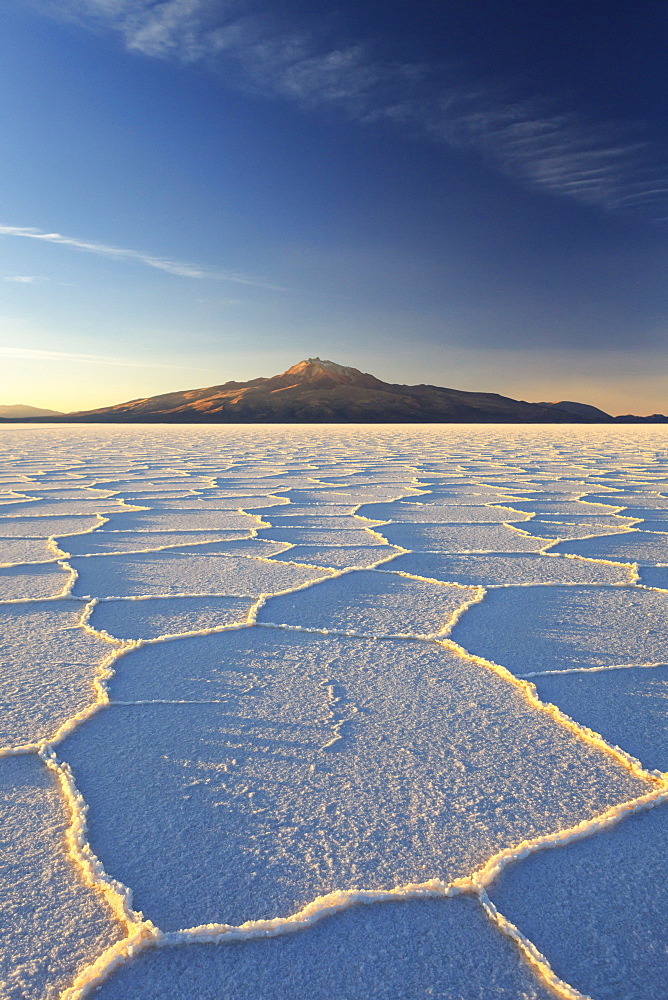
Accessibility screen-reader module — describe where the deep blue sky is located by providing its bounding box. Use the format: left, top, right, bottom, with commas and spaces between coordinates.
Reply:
1, 1, 666, 413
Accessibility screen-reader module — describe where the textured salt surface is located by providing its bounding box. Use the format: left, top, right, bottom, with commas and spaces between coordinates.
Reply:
0, 539, 66, 565
255, 525, 382, 545
387, 551, 632, 586
450, 585, 668, 674
357, 501, 533, 523
0, 424, 666, 1000
639, 565, 668, 588
0, 514, 103, 537
550, 530, 668, 563
533, 666, 668, 773
100, 510, 260, 532
255, 570, 480, 636
71, 551, 330, 599
268, 544, 404, 569
0, 562, 73, 601
0, 601, 116, 748
89, 596, 257, 641
60, 631, 645, 929
488, 803, 668, 1000
61, 530, 252, 556
0, 756, 122, 999
376, 522, 550, 552
92, 896, 555, 1000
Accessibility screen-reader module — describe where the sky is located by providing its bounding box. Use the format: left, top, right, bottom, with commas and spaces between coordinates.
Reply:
0, 0, 667, 415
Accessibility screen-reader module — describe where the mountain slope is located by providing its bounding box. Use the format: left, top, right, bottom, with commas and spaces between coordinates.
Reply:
0, 404, 63, 418
61, 358, 596, 424
537, 400, 612, 420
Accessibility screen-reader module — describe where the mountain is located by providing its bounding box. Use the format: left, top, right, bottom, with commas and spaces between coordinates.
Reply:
51, 358, 602, 423
3, 359, 663, 424
0, 404, 63, 418
536, 400, 612, 420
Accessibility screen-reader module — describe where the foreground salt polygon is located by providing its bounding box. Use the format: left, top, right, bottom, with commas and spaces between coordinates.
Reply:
0, 423, 666, 1000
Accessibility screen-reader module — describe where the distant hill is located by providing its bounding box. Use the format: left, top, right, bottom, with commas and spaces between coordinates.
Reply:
536, 400, 612, 420
540, 400, 666, 423
0, 404, 63, 418
1, 359, 664, 424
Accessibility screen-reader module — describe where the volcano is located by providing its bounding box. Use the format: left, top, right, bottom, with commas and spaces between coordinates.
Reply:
6, 357, 661, 423
53, 357, 602, 423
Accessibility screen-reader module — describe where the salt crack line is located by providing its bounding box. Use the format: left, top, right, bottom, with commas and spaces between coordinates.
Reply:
518, 661, 668, 678
58, 882, 465, 999
45, 770, 161, 1000
543, 549, 639, 574
477, 889, 592, 1000
40, 749, 150, 932
48, 536, 70, 559
58, 558, 80, 598
504, 523, 638, 547
96, 616, 258, 646
65, 546, 298, 565
371, 567, 483, 589
0, 594, 90, 607
0, 599, 138, 756
166, 882, 461, 943
441, 637, 664, 784
0, 502, 149, 518
471, 782, 668, 891
483, 581, 636, 590
635, 581, 668, 593
75, 575, 338, 604
0, 641, 138, 756
51, 538, 269, 559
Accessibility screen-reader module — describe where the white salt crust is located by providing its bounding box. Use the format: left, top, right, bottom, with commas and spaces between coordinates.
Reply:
0, 423, 666, 1000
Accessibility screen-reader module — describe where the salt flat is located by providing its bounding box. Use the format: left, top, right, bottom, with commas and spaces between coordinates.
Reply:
0, 423, 666, 1000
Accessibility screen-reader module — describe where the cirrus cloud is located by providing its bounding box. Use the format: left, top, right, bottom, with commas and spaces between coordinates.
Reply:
39, 0, 668, 219
0, 345, 207, 369
0, 224, 284, 288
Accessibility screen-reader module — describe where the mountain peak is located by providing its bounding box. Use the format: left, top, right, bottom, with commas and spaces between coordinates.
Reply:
283, 358, 365, 379
279, 358, 384, 389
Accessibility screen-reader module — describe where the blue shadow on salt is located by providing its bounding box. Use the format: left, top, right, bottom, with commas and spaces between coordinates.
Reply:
638, 565, 668, 589
449, 585, 668, 674
387, 551, 628, 586
488, 803, 668, 1000
93, 897, 555, 1000
256, 569, 478, 636
89, 596, 256, 641
549, 530, 668, 564
534, 666, 668, 773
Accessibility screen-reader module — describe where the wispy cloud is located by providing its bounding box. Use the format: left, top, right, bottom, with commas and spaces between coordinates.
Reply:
0, 224, 283, 288
0, 345, 206, 369
43, 0, 668, 219
2, 275, 40, 283
51, 1, 390, 111
374, 90, 663, 216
